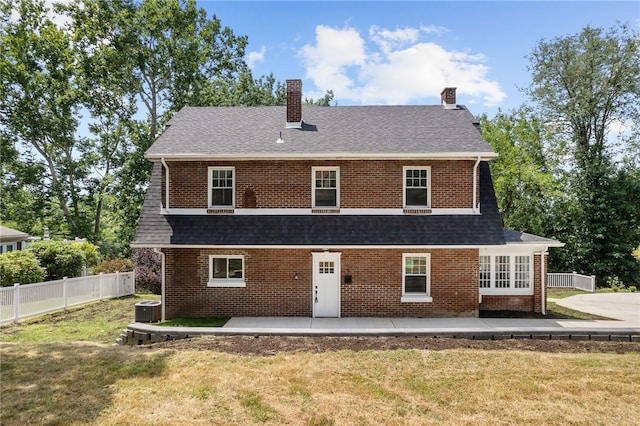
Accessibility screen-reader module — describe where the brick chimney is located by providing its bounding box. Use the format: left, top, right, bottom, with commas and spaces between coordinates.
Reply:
286, 79, 302, 128
441, 87, 457, 109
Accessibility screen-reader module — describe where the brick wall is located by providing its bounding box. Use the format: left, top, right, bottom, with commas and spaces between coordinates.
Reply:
162, 248, 480, 319
163, 160, 477, 209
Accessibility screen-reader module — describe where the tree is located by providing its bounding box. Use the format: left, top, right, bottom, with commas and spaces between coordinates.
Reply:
1, 0, 90, 238
526, 24, 640, 285
479, 108, 562, 237
304, 90, 335, 106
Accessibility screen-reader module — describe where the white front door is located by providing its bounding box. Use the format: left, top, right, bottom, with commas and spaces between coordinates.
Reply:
312, 252, 341, 317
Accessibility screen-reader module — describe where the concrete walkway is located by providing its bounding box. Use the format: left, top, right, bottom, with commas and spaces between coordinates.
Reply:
551, 292, 640, 324
121, 293, 640, 345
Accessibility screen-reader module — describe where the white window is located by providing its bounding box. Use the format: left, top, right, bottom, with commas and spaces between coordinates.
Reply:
479, 255, 491, 288
208, 255, 245, 287
402, 253, 432, 302
312, 167, 339, 208
479, 253, 532, 294
403, 167, 430, 208
209, 167, 235, 208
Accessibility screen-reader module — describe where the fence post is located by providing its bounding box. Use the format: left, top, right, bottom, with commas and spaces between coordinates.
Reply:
99, 272, 104, 300
13, 283, 20, 322
572, 271, 577, 289
63, 277, 68, 309
115, 271, 120, 297
591, 275, 596, 292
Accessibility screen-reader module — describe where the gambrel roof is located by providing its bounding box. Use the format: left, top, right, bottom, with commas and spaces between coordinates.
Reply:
145, 105, 496, 160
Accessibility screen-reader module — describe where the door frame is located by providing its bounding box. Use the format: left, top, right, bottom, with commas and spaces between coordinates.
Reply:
312, 251, 341, 318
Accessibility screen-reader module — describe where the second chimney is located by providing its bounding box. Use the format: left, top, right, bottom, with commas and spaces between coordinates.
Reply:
286, 79, 302, 128
441, 87, 457, 109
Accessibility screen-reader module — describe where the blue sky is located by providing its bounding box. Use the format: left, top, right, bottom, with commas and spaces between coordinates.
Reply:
199, 1, 639, 117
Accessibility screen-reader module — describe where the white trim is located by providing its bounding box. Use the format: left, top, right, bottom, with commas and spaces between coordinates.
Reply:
403, 166, 431, 209
159, 207, 480, 216
208, 166, 235, 208
207, 280, 246, 288
401, 295, 433, 303
147, 153, 499, 161
131, 243, 555, 250
402, 253, 431, 302
312, 166, 340, 209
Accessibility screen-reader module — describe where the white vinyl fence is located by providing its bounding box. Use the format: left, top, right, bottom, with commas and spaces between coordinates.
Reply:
0, 271, 135, 323
547, 272, 596, 292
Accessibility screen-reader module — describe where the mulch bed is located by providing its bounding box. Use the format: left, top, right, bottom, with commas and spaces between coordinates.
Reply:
152, 335, 640, 356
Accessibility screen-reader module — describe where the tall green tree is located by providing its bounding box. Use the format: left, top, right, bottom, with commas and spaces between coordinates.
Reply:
479, 108, 562, 237
1, 0, 91, 238
526, 24, 640, 285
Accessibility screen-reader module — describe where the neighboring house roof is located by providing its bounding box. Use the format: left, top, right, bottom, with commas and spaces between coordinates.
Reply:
0, 225, 29, 244
144, 105, 497, 160
132, 162, 508, 247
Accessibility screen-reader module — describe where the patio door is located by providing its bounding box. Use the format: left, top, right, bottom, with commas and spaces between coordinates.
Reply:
312, 252, 341, 317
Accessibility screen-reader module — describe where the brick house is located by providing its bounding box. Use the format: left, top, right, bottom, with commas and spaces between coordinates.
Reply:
132, 80, 562, 320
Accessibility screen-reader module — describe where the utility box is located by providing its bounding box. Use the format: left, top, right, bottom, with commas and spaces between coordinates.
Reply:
135, 300, 161, 322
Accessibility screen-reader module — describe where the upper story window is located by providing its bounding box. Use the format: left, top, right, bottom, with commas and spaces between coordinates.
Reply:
403, 167, 430, 208
313, 167, 339, 208
209, 167, 234, 208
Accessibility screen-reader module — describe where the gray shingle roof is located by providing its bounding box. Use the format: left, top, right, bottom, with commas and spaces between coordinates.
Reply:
132, 163, 511, 247
145, 105, 496, 159
503, 229, 564, 247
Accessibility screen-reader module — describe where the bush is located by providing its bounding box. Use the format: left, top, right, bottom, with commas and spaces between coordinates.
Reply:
629, 286, 637, 293
0, 251, 46, 286
93, 258, 134, 274
134, 249, 161, 294
72, 241, 101, 268
28, 240, 85, 280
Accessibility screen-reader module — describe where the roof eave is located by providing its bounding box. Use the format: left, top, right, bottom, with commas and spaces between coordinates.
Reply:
145, 152, 499, 161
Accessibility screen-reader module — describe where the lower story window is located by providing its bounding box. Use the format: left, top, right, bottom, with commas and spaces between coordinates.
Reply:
208, 255, 246, 287
402, 253, 432, 302
479, 253, 532, 294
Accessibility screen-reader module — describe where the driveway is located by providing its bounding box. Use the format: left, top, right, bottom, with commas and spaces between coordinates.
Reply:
552, 292, 640, 325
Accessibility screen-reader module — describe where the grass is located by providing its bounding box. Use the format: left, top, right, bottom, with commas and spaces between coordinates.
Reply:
0, 294, 160, 344
1, 294, 639, 425
547, 288, 613, 299
1, 342, 639, 425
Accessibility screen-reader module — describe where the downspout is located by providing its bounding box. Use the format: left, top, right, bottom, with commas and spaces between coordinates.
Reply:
161, 158, 170, 211
154, 248, 166, 321
472, 156, 481, 213
540, 251, 547, 315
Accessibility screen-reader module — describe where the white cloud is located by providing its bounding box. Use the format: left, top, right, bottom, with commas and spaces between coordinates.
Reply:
247, 46, 266, 69
299, 25, 506, 107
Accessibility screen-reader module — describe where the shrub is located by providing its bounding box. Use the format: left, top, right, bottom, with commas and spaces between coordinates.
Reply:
0, 250, 46, 286
28, 240, 85, 280
72, 241, 101, 268
629, 286, 637, 293
93, 258, 134, 274
134, 249, 161, 294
